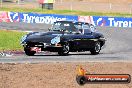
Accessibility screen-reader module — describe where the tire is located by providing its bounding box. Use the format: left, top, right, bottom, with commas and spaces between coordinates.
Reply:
90, 42, 101, 55
58, 42, 70, 56
76, 75, 87, 85
24, 48, 36, 56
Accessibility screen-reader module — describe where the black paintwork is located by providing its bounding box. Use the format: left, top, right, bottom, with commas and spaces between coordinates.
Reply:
21, 21, 106, 53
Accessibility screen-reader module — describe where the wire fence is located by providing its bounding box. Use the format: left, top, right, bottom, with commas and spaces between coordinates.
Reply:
0, 0, 132, 14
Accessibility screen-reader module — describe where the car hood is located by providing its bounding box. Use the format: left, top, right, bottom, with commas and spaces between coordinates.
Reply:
25, 31, 64, 43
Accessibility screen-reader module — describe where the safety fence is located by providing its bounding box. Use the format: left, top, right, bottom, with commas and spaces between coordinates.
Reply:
0, 11, 132, 28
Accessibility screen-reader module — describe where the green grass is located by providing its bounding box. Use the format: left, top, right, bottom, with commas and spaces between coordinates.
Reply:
0, 30, 26, 51
0, 7, 132, 17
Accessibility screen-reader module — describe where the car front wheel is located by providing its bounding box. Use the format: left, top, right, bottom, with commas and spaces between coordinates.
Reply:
90, 42, 101, 55
58, 42, 70, 56
24, 47, 36, 56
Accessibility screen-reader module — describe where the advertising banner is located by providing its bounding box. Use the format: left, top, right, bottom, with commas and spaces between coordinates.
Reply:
93, 16, 132, 28
8, 12, 78, 24
0, 11, 10, 22
8, 12, 20, 23
38, 0, 44, 4
6, 11, 132, 28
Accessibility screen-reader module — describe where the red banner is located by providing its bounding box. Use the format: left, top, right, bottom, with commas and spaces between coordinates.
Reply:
38, 0, 44, 4
0, 11, 10, 22
78, 16, 95, 25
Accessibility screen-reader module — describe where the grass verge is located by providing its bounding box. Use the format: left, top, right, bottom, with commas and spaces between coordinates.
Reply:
0, 30, 26, 51
0, 7, 132, 17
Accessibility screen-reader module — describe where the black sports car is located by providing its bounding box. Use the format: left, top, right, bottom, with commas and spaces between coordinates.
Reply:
21, 21, 106, 56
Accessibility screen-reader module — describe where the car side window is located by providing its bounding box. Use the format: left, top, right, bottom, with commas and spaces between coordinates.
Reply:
82, 24, 89, 29
81, 24, 91, 34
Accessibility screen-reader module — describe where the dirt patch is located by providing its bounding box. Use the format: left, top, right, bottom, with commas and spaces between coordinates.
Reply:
0, 62, 132, 88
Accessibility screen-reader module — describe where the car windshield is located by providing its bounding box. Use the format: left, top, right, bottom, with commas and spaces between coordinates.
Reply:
74, 24, 82, 29
51, 21, 78, 33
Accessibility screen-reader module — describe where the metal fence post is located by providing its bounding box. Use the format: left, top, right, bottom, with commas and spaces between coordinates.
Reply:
61, 0, 62, 3
1, 0, 2, 7
18, 0, 20, 5
130, 4, 132, 14
109, 3, 112, 10
70, 0, 73, 11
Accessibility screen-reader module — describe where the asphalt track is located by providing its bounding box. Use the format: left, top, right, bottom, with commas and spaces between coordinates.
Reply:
0, 22, 132, 63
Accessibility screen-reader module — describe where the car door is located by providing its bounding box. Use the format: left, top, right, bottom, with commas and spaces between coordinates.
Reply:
78, 24, 96, 49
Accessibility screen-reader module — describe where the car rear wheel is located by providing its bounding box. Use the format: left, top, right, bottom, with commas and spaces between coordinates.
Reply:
58, 42, 70, 56
24, 48, 36, 56
90, 42, 101, 55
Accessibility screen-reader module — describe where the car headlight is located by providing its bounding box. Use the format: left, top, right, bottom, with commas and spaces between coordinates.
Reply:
21, 35, 27, 44
51, 36, 60, 44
